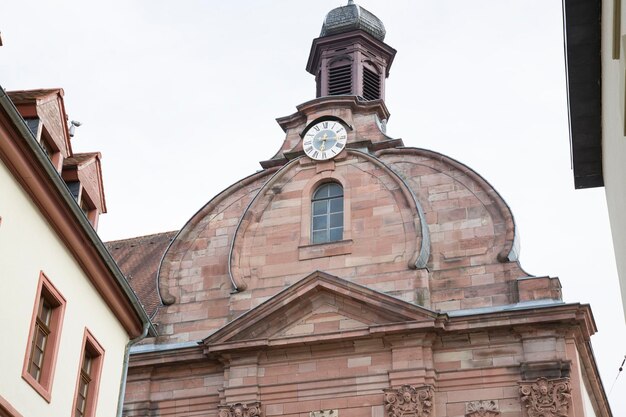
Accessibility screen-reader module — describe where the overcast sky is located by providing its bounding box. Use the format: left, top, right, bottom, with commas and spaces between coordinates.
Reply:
2, 0, 625, 413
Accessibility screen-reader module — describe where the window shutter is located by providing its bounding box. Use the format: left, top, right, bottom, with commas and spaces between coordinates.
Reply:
328, 64, 352, 95
362, 67, 380, 100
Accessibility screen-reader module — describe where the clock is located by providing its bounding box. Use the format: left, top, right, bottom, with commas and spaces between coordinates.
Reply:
302, 120, 348, 161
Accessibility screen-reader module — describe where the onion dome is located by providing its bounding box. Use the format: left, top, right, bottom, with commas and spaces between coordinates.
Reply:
320, 0, 386, 41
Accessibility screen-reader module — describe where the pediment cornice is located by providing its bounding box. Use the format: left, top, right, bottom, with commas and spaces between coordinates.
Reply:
203, 271, 442, 353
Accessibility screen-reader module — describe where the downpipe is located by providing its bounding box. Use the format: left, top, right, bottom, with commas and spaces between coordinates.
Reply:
116, 322, 150, 417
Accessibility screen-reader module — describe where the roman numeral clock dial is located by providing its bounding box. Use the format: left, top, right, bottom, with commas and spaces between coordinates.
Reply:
303, 120, 348, 161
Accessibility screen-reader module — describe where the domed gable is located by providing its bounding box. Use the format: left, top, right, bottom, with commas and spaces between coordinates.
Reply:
320, 0, 386, 41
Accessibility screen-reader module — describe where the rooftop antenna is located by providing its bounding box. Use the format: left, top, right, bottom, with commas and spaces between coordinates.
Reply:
69, 120, 82, 138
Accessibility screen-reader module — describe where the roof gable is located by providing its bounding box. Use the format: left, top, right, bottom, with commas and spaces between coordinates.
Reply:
62, 152, 107, 213
204, 271, 441, 352
7, 88, 72, 157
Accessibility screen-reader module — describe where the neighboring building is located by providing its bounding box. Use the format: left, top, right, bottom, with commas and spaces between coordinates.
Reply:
0, 88, 155, 417
563, 0, 626, 319
116, 2, 611, 417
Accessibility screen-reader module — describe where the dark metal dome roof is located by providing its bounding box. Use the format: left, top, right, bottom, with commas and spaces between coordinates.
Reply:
320, 0, 386, 41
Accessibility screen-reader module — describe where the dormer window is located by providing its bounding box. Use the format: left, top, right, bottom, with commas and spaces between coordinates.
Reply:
40, 127, 63, 172
79, 192, 99, 229
40, 137, 54, 159
80, 198, 90, 218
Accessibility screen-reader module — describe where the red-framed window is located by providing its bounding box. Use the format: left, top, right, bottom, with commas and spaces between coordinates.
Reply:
72, 329, 104, 417
21, 272, 66, 402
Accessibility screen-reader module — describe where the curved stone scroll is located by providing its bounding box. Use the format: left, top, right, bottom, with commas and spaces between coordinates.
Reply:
383, 385, 434, 417
378, 147, 519, 264
157, 168, 278, 304
519, 377, 572, 417
351, 150, 430, 269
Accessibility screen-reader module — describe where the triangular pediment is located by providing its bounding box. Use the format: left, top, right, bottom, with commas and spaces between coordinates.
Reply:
204, 271, 442, 352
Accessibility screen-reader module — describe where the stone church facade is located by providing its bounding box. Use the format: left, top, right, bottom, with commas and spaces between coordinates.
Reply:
111, 2, 612, 416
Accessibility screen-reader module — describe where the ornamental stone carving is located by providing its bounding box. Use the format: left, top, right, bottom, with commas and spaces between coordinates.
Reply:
310, 410, 337, 417
218, 402, 262, 417
465, 400, 500, 417
383, 385, 434, 417
519, 377, 572, 417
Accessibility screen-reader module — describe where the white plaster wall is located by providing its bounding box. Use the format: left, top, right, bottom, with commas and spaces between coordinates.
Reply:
576, 352, 598, 417
0, 160, 129, 417
601, 0, 626, 322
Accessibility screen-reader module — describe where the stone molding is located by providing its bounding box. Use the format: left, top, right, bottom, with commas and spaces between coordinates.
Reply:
519, 377, 572, 417
465, 400, 500, 417
218, 402, 262, 417
383, 384, 434, 417
519, 360, 571, 380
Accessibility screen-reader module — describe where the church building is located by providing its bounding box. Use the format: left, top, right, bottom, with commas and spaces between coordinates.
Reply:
112, 2, 612, 416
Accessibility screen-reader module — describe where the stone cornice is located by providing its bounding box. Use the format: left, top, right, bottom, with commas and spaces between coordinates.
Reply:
306, 30, 397, 76
128, 343, 208, 368
201, 300, 597, 354
276, 96, 390, 133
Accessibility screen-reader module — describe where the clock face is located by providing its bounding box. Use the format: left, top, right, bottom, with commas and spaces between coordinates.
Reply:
303, 120, 348, 161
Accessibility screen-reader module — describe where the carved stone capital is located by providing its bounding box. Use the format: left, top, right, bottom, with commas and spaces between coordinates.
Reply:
218, 402, 262, 417
519, 377, 572, 417
383, 385, 434, 417
465, 400, 500, 417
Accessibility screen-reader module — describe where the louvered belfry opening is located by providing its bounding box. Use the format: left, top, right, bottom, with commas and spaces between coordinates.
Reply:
328, 64, 353, 96
307, 1, 396, 101
362, 66, 381, 100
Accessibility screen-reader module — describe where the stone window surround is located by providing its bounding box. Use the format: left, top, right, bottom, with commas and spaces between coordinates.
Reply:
0, 395, 23, 417
72, 328, 105, 417
298, 168, 353, 259
21, 271, 66, 403
310, 182, 344, 244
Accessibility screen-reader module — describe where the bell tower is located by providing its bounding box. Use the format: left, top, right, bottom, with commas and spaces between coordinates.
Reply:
306, 0, 396, 101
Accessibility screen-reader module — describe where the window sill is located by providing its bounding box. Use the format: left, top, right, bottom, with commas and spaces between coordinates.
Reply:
298, 239, 353, 260
21, 372, 52, 403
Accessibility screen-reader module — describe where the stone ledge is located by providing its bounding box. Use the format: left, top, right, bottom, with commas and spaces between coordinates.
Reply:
298, 239, 353, 260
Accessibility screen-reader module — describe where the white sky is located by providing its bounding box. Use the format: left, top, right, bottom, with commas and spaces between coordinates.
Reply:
2, 0, 625, 413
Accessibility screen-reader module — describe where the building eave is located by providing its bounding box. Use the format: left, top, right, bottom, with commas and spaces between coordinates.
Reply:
0, 87, 156, 338
563, 0, 603, 189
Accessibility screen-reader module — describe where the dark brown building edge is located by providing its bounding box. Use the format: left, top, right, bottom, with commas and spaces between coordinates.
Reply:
563, 0, 603, 188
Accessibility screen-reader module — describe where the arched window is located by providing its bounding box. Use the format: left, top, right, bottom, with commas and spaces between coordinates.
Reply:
311, 182, 344, 244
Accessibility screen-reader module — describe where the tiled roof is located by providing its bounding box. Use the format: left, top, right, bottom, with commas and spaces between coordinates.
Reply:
106, 231, 177, 318
63, 152, 100, 167
7, 89, 62, 103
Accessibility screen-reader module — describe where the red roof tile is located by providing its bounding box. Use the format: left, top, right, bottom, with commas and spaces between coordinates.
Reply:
7, 89, 63, 103
63, 152, 101, 167
106, 231, 177, 318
